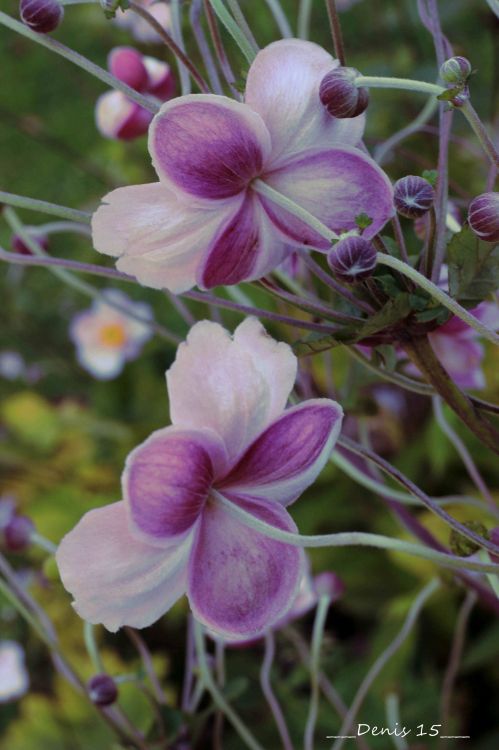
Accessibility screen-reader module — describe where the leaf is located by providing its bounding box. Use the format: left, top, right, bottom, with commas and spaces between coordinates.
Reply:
447, 226, 499, 304
349, 293, 413, 341
292, 332, 343, 357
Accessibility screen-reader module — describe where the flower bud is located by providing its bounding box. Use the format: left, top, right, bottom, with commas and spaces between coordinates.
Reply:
19, 0, 64, 33
11, 230, 49, 256
108, 47, 149, 92
468, 192, 499, 243
327, 236, 377, 283
314, 572, 345, 602
393, 175, 435, 219
87, 674, 118, 706
448, 85, 470, 108
440, 56, 472, 85
95, 91, 153, 141
319, 67, 369, 119
3, 515, 34, 553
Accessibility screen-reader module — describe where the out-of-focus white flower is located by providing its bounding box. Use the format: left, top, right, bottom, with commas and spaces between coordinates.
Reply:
114, 0, 172, 43
0, 641, 29, 702
69, 290, 154, 380
0, 351, 26, 381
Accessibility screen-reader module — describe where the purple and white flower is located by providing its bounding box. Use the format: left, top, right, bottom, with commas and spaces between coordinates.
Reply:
56, 318, 343, 641
92, 39, 394, 292
69, 289, 153, 380
0, 641, 29, 702
96, 47, 175, 141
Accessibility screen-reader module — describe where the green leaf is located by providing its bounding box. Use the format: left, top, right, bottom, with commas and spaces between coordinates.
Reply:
292, 332, 343, 357
347, 293, 413, 341
447, 226, 499, 304
355, 212, 373, 230
422, 169, 438, 186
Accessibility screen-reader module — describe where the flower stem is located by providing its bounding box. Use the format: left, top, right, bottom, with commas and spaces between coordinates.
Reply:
460, 99, 499, 170
0, 11, 159, 113
0, 190, 91, 223
354, 75, 444, 97
325, 0, 346, 65
331, 579, 440, 750
403, 335, 499, 455
193, 622, 265, 750
305, 595, 330, 750
209, 0, 256, 64
252, 179, 338, 242
170, 0, 192, 95
260, 632, 294, 750
377, 253, 499, 345
263, 0, 293, 38
211, 492, 499, 574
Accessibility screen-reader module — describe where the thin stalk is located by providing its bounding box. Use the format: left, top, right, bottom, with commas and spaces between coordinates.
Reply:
460, 100, 499, 170
377, 254, 499, 345
193, 622, 265, 750
374, 95, 438, 165
385, 694, 409, 750
226, 0, 259, 53
433, 397, 495, 508
354, 75, 443, 97
203, 0, 238, 92
170, 0, 192, 95
440, 592, 476, 739
259, 277, 364, 325
330, 579, 439, 750
125, 628, 165, 705
403, 336, 499, 455
391, 215, 409, 263
297, 0, 313, 39
0, 11, 159, 113
304, 596, 330, 750
263, 0, 293, 38
260, 632, 294, 750
298, 251, 374, 314
38, 220, 91, 237
0, 190, 91, 223
213, 639, 226, 750
129, 2, 209, 93
211, 492, 499, 575
84, 622, 104, 673
189, 0, 224, 94
209, 0, 256, 64
325, 0, 346, 65
430, 109, 453, 283
253, 179, 338, 242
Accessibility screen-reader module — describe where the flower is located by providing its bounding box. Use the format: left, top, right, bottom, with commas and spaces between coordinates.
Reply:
56, 318, 343, 640
113, 0, 172, 43
96, 47, 175, 141
319, 67, 369, 119
92, 39, 394, 293
0, 641, 29, 702
69, 289, 153, 380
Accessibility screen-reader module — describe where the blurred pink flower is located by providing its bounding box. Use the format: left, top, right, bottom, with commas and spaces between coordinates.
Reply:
0, 641, 29, 703
69, 289, 153, 380
96, 47, 174, 140
92, 39, 394, 292
57, 319, 343, 641
113, 0, 172, 43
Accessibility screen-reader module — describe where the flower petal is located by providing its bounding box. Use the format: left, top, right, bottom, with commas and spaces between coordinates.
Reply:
261, 147, 394, 249
56, 502, 190, 631
149, 95, 271, 200
220, 399, 343, 505
92, 183, 242, 293
188, 495, 304, 640
245, 39, 365, 167
166, 318, 297, 462
95, 91, 153, 140
197, 193, 288, 288
123, 427, 227, 544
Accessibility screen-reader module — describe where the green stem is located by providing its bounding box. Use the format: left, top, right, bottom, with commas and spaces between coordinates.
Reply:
298, 0, 313, 39
193, 622, 265, 750
211, 492, 499, 574
226, 0, 259, 53
377, 254, 499, 345
330, 579, 439, 750
355, 75, 444, 97
209, 0, 256, 64
304, 595, 330, 750
0, 11, 159, 113
403, 335, 499, 455
253, 179, 338, 242
84, 623, 105, 673
460, 100, 499, 170
0, 190, 91, 223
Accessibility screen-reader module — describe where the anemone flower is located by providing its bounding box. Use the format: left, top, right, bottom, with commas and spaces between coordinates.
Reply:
92, 39, 394, 293
57, 318, 343, 641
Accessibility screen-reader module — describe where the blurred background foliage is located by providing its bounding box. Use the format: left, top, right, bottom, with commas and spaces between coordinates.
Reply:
0, 0, 498, 747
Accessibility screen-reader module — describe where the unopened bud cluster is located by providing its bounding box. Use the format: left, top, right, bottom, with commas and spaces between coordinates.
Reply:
319, 67, 369, 119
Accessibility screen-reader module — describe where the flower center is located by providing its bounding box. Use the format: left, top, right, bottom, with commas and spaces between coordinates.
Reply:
98, 323, 127, 348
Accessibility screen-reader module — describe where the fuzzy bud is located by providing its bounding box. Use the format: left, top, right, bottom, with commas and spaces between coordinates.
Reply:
87, 674, 119, 706
468, 192, 499, 243
393, 175, 435, 219
319, 67, 369, 119
3, 515, 34, 552
327, 236, 377, 283
440, 56, 472, 85
19, 0, 64, 33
